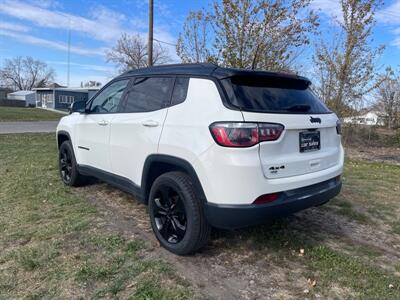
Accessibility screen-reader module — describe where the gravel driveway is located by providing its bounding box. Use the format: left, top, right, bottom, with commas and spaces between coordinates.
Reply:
0, 121, 59, 134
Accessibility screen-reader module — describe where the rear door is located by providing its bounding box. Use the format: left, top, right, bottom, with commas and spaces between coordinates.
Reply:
222, 75, 341, 179
109, 76, 174, 185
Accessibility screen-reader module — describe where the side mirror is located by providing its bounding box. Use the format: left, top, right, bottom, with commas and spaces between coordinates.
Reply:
70, 100, 87, 114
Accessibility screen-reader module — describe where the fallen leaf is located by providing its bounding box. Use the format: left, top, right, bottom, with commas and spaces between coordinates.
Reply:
311, 280, 317, 287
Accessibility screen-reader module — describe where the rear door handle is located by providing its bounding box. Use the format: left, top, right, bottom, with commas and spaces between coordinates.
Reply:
98, 120, 109, 126
142, 120, 159, 127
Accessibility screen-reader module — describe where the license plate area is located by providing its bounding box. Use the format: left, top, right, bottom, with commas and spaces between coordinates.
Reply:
299, 131, 320, 153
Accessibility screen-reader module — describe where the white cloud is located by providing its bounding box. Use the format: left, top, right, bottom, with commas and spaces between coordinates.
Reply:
47, 61, 115, 73
376, 0, 400, 49
0, 29, 106, 56
312, 0, 400, 49
0, 0, 126, 42
311, 0, 342, 22
0, 0, 179, 59
28, 0, 62, 9
49, 61, 117, 87
376, 0, 400, 25
0, 21, 30, 32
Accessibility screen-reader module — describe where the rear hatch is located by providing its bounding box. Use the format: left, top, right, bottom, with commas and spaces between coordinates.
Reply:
221, 75, 342, 179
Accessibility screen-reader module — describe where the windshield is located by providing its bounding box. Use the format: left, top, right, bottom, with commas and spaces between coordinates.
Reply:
222, 76, 331, 114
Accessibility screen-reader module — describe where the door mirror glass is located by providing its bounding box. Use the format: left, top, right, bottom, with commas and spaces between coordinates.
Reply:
70, 100, 86, 114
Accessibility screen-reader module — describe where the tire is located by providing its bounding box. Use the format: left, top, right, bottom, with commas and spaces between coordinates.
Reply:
148, 171, 211, 255
58, 140, 88, 187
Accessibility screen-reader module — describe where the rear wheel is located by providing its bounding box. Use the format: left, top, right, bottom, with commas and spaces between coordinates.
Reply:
148, 171, 210, 255
59, 140, 88, 186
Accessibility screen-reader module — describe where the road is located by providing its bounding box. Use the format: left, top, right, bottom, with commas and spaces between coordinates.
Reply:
0, 121, 59, 134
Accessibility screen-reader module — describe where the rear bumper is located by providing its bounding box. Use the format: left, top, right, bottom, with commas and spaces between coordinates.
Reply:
204, 177, 341, 229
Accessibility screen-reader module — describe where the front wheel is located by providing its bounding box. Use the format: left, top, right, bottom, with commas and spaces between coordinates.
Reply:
148, 171, 211, 255
59, 140, 88, 187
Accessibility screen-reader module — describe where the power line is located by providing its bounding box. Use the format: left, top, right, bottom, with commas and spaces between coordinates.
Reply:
153, 38, 176, 47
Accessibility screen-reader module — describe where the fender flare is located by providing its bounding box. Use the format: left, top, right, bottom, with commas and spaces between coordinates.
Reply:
57, 130, 72, 149
141, 154, 208, 204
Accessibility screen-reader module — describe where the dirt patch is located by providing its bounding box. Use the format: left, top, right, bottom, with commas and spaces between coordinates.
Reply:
79, 184, 308, 300
345, 146, 400, 165
78, 181, 400, 300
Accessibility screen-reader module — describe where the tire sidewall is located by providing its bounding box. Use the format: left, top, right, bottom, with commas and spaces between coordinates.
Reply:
148, 174, 200, 255
59, 141, 78, 186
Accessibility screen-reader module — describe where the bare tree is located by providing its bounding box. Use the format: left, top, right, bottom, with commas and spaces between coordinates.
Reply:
375, 68, 400, 129
176, 0, 318, 72
313, 0, 384, 117
106, 33, 171, 72
0, 56, 55, 90
176, 11, 214, 63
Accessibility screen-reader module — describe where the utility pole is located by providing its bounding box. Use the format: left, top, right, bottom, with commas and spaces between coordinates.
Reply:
67, 28, 71, 87
148, 0, 154, 67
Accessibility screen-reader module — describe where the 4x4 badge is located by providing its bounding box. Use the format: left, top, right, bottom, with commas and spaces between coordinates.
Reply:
310, 116, 321, 124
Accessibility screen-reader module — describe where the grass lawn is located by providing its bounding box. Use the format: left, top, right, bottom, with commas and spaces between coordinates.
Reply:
0, 134, 194, 299
0, 106, 64, 122
1, 133, 399, 299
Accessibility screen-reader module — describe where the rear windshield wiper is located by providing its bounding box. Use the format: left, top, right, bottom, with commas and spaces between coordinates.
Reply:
282, 104, 311, 112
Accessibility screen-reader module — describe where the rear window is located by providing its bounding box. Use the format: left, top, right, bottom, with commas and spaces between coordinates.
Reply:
222, 76, 331, 114
123, 77, 173, 113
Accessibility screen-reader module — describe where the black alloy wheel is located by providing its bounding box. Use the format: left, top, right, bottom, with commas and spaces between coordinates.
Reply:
59, 146, 73, 183
152, 185, 187, 244
58, 140, 88, 187
148, 171, 211, 255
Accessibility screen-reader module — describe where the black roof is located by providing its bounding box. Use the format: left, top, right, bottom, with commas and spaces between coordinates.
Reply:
119, 63, 310, 82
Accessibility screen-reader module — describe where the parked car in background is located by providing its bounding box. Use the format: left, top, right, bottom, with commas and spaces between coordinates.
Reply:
56, 63, 344, 255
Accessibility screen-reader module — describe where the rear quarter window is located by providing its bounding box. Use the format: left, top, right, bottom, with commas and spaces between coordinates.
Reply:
171, 77, 189, 106
222, 76, 331, 114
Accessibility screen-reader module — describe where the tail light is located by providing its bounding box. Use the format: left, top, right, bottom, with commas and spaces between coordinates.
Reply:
210, 122, 284, 147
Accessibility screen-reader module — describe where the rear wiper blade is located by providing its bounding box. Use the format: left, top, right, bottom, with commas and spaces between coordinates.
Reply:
283, 104, 311, 112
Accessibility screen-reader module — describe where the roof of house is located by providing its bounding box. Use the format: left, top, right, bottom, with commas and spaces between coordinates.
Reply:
46, 82, 66, 88
120, 63, 311, 82
34, 87, 100, 92
8, 90, 35, 96
0, 87, 13, 92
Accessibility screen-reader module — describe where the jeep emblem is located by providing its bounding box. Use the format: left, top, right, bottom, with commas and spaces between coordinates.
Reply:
309, 116, 321, 124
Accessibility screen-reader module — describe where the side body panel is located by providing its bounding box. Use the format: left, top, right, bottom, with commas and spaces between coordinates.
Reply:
109, 109, 168, 185
158, 78, 244, 203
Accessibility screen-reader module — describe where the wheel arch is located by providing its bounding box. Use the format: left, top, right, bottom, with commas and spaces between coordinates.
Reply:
141, 154, 208, 205
57, 130, 72, 149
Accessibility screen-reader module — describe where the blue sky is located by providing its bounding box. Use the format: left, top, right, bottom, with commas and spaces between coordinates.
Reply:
0, 0, 399, 87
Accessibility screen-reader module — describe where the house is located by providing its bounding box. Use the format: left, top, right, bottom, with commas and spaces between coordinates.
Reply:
343, 110, 385, 126
34, 87, 100, 111
46, 83, 66, 89
0, 87, 13, 100
7, 91, 36, 107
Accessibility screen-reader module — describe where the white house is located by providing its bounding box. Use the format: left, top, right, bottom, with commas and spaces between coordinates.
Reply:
7, 91, 36, 107
343, 110, 384, 126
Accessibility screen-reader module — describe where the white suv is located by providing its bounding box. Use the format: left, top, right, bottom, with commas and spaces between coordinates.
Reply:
57, 63, 344, 255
